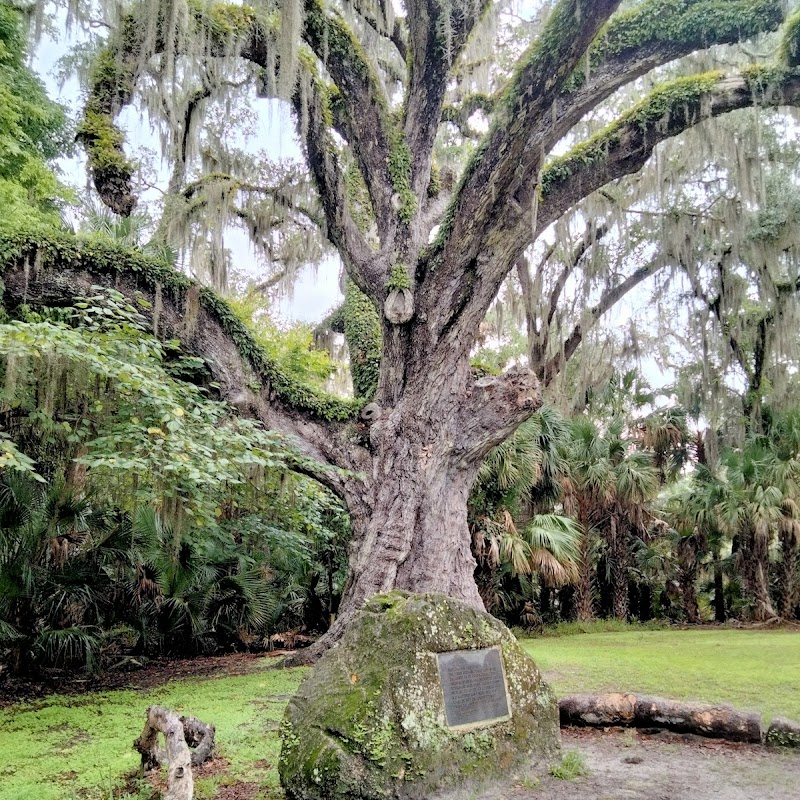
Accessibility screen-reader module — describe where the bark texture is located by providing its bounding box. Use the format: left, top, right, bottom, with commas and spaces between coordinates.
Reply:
609, 516, 629, 621
739, 526, 778, 622
779, 530, 798, 620
575, 506, 594, 622
677, 536, 701, 624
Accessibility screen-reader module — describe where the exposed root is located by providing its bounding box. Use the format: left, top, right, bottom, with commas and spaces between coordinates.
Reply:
134, 706, 215, 800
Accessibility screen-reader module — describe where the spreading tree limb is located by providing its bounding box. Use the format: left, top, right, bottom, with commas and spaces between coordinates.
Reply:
0, 231, 371, 498
77, 1, 380, 294
540, 258, 663, 386
302, 0, 395, 234
403, 0, 492, 204
421, 1, 786, 355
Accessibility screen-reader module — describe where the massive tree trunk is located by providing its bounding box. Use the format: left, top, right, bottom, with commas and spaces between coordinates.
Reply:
295, 354, 543, 663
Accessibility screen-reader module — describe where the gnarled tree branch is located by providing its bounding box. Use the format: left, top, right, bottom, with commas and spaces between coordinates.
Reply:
78, 1, 380, 294
428, 0, 622, 287
404, 0, 492, 206
302, 0, 395, 234
418, 1, 785, 358
537, 70, 800, 233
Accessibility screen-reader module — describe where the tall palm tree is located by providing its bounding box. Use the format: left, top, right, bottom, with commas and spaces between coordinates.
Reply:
609, 447, 660, 620
471, 408, 573, 615
472, 509, 580, 623
664, 465, 731, 624
561, 418, 611, 621
718, 448, 782, 622
637, 408, 691, 486
563, 419, 659, 621
771, 411, 800, 620
778, 499, 800, 619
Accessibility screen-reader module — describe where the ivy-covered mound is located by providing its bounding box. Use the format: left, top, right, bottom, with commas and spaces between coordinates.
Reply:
279, 592, 560, 800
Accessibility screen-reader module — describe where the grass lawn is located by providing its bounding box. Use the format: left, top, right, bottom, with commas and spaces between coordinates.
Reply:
0, 664, 306, 800
1, 627, 798, 800
522, 626, 800, 722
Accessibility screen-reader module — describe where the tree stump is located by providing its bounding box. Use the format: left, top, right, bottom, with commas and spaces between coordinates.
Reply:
133, 706, 215, 800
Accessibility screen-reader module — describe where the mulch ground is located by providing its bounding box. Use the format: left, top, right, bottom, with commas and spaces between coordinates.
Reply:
0, 650, 293, 707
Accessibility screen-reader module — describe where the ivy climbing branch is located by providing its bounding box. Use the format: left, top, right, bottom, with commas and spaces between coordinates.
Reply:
403, 0, 493, 205
302, 0, 396, 235
293, 56, 382, 296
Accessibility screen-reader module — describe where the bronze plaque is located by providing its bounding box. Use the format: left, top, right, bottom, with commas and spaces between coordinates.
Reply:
437, 646, 511, 729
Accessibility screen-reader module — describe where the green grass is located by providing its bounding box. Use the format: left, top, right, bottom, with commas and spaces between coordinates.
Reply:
2, 628, 799, 800
522, 627, 800, 723
549, 748, 589, 780
0, 663, 306, 800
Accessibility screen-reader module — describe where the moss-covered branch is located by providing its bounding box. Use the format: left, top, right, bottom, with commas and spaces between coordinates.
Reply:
76, 10, 144, 216
403, 0, 493, 209
420, 0, 787, 356
540, 0, 785, 166
294, 52, 382, 295
78, 0, 279, 218
780, 8, 800, 67
302, 0, 395, 233
78, 0, 382, 294
565, 0, 783, 94
0, 229, 359, 425
429, 0, 621, 272
538, 65, 800, 232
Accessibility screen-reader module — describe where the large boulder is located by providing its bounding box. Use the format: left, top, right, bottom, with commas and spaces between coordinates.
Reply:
279, 592, 559, 800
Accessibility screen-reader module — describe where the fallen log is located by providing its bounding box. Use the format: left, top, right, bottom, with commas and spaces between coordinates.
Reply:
133, 706, 215, 800
559, 693, 762, 743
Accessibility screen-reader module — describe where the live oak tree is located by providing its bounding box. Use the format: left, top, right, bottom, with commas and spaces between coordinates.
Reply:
6, 0, 800, 659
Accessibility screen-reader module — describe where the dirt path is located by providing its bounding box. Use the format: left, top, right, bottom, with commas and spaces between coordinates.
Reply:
473, 728, 800, 800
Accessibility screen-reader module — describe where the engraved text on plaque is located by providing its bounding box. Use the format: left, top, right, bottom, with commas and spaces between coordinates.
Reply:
437, 646, 511, 729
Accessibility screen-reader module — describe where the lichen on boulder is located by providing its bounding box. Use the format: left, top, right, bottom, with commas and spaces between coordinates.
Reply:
278, 591, 560, 800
